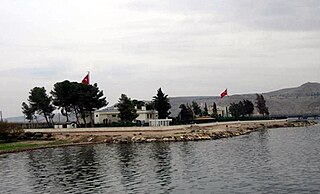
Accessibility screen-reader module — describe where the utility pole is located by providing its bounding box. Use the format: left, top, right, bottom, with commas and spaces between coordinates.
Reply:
0, 110, 3, 122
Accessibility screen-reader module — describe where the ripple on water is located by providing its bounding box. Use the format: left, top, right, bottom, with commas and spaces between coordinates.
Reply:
0, 125, 320, 193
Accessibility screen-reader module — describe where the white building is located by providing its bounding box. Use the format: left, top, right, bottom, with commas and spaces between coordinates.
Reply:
208, 105, 229, 117
149, 119, 172, 127
94, 106, 158, 125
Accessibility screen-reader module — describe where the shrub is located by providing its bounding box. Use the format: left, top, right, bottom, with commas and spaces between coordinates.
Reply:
0, 121, 24, 142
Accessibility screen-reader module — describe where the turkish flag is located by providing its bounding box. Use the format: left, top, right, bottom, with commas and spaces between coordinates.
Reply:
220, 89, 228, 98
82, 73, 89, 85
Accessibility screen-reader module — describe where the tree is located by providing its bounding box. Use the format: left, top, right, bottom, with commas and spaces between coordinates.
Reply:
211, 102, 218, 118
243, 100, 254, 116
192, 101, 202, 116
23, 87, 55, 125
117, 94, 138, 123
146, 101, 155, 110
229, 100, 255, 118
51, 80, 74, 122
132, 100, 145, 109
76, 83, 107, 125
203, 103, 209, 116
153, 88, 171, 119
178, 104, 194, 121
229, 102, 241, 119
51, 81, 107, 125
256, 94, 269, 116
21, 102, 36, 122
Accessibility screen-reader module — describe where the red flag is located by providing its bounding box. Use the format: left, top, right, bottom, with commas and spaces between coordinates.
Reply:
220, 89, 228, 98
82, 73, 89, 85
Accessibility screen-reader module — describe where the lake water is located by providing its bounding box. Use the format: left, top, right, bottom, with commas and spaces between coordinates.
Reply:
1, 125, 320, 194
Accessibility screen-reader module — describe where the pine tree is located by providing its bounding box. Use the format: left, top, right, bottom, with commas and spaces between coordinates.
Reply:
211, 102, 218, 118
203, 103, 209, 116
117, 94, 138, 123
192, 101, 202, 116
178, 104, 194, 121
23, 87, 55, 125
256, 94, 269, 116
153, 88, 171, 119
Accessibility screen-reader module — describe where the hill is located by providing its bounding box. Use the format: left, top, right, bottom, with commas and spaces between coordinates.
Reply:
5, 82, 320, 122
169, 82, 320, 117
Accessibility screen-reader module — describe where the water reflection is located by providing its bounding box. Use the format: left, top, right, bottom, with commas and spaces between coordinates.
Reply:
116, 143, 140, 192
1, 125, 320, 193
150, 143, 172, 190
26, 146, 102, 193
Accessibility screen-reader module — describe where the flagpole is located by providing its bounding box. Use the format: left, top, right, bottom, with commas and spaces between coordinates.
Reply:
88, 71, 90, 85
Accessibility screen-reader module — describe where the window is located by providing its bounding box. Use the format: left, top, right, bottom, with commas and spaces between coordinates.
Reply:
96, 115, 98, 117
112, 115, 117, 117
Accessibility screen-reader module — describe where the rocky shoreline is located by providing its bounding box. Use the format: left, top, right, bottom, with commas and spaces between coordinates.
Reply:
54, 120, 315, 144
0, 120, 316, 155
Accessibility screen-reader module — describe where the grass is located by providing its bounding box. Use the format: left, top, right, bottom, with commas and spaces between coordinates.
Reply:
0, 140, 67, 153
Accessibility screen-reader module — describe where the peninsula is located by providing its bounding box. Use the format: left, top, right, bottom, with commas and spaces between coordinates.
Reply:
0, 119, 315, 155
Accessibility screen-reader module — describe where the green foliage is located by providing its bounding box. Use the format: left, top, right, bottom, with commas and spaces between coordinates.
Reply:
51, 80, 74, 122
0, 121, 23, 142
76, 83, 107, 125
211, 102, 218, 118
203, 103, 209, 116
192, 101, 202, 116
229, 99, 255, 118
256, 94, 269, 116
117, 94, 138, 123
153, 88, 171, 119
51, 81, 107, 125
132, 100, 145, 109
23, 87, 55, 125
243, 100, 254, 116
21, 102, 36, 122
146, 101, 155, 110
178, 104, 194, 121
229, 102, 242, 118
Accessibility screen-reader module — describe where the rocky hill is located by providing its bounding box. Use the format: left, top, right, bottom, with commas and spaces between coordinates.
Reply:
169, 82, 320, 117
6, 82, 320, 122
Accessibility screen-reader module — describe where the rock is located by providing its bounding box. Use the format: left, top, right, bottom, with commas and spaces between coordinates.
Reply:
146, 138, 157, 142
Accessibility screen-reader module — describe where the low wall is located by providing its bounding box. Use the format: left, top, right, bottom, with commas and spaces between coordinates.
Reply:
24, 120, 287, 133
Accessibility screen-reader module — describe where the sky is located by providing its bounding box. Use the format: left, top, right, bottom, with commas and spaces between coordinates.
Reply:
1, 0, 320, 118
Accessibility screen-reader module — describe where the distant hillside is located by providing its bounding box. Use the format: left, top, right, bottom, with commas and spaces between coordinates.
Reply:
169, 82, 320, 117
6, 82, 320, 123
5, 113, 76, 124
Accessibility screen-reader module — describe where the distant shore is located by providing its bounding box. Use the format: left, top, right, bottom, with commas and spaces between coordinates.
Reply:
0, 120, 316, 155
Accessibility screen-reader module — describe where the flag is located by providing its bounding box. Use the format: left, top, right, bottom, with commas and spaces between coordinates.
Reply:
220, 89, 228, 98
82, 73, 89, 85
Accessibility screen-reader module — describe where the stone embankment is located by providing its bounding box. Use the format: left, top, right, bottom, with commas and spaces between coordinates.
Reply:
49, 120, 315, 144
1, 120, 315, 155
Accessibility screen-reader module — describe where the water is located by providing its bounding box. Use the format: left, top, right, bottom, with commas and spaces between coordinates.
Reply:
1, 125, 320, 194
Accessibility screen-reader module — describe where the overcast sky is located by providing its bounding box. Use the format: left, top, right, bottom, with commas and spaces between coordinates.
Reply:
1, 0, 320, 117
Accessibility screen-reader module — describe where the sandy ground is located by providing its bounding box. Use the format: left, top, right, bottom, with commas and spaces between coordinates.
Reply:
24, 119, 294, 141
1, 119, 313, 155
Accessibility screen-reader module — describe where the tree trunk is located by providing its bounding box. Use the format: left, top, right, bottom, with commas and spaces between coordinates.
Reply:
73, 106, 80, 124
89, 111, 93, 127
43, 114, 50, 126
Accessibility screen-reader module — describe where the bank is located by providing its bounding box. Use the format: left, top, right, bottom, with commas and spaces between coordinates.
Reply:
0, 120, 316, 155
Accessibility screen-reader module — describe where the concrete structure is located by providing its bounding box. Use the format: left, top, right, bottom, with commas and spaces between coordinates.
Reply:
208, 105, 229, 117
94, 106, 158, 124
149, 119, 172, 127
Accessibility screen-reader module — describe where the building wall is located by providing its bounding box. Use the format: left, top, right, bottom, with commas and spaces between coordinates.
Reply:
136, 110, 158, 123
208, 105, 229, 117
94, 108, 158, 124
94, 111, 120, 124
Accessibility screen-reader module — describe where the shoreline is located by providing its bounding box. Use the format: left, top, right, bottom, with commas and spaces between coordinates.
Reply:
0, 120, 316, 155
